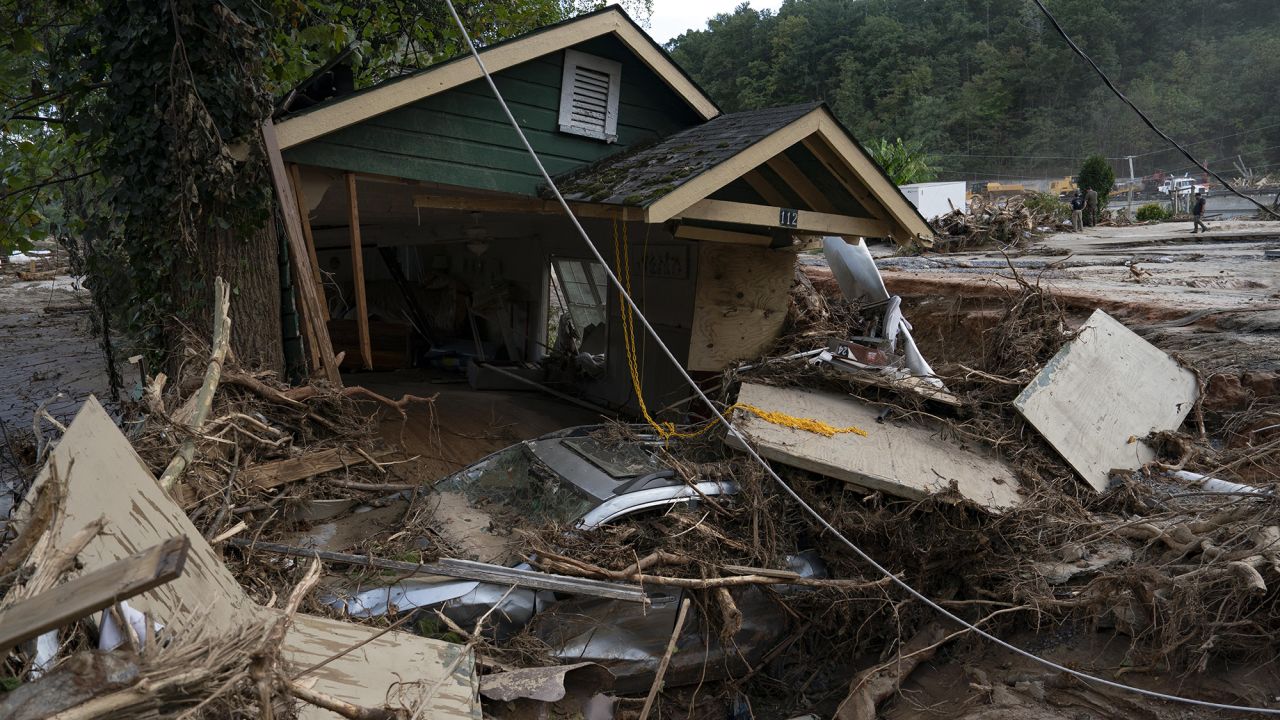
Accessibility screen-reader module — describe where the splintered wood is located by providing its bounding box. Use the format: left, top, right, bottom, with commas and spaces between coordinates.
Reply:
21, 397, 481, 720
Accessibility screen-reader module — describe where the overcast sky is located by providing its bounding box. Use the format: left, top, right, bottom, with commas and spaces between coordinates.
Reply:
643, 0, 784, 44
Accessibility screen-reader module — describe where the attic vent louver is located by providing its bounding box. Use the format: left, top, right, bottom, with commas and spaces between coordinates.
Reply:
558, 49, 621, 143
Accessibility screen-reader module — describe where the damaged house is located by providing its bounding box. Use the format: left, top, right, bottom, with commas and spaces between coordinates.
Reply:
267, 4, 931, 413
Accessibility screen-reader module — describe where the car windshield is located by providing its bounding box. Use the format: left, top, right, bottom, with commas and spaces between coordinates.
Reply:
435, 443, 598, 528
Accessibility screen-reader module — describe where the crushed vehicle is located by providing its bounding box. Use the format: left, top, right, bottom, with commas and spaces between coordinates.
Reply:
314, 425, 826, 691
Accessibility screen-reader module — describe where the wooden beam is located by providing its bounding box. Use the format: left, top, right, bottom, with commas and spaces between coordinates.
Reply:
230, 539, 650, 603
345, 172, 373, 371
766, 154, 838, 213
412, 193, 645, 221
673, 224, 773, 246
645, 110, 822, 223
675, 199, 892, 238
262, 121, 342, 387
742, 170, 791, 207
800, 135, 890, 221
273, 10, 717, 149
288, 163, 329, 322
811, 118, 934, 240
0, 537, 190, 651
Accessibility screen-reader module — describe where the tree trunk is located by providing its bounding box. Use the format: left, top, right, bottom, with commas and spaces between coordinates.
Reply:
198, 221, 283, 375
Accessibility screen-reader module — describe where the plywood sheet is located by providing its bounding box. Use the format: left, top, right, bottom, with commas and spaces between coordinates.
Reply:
688, 243, 794, 372
26, 397, 480, 719
727, 383, 1021, 510
1014, 309, 1198, 491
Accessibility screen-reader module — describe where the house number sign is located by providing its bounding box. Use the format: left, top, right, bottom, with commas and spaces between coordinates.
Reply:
779, 208, 799, 228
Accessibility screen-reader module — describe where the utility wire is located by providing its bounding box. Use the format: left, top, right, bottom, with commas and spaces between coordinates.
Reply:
1029, 0, 1278, 218
438, 1, 1280, 713
1129, 120, 1280, 158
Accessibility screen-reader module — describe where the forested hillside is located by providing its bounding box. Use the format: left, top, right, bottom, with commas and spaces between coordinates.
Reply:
667, 0, 1280, 183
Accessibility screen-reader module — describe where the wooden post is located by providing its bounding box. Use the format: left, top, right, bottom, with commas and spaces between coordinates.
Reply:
288, 164, 329, 322
345, 172, 373, 371
261, 121, 341, 387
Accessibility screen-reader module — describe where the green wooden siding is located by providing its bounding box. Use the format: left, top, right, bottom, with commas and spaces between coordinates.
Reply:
283, 34, 704, 195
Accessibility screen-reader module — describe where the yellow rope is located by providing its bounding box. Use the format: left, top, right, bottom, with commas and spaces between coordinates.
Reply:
612, 219, 868, 441
729, 403, 868, 438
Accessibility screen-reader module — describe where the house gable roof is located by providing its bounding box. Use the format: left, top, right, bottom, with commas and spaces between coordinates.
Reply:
551, 103, 934, 242
273, 5, 719, 150
555, 102, 821, 205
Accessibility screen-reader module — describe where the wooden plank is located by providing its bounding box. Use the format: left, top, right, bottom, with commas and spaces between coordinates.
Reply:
345, 172, 373, 370
742, 170, 791, 207
688, 243, 794, 372
676, 198, 892, 238
0, 537, 190, 651
239, 447, 374, 489
22, 398, 480, 720
288, 163, 329, 322
766, 154, 838, 213
1013, 309, 1199, 492
272, 9, 716, 150
673, 224, 773, 246
263, 121, 342, 387
645, 110, 822, 223
230, 539, 650, 603
726, 383, 1022, 511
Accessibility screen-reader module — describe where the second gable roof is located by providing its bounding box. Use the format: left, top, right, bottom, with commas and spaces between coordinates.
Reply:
273, 5, 719, 150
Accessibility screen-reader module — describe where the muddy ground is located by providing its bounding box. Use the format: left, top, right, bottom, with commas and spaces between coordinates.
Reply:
0, 253, 115, 509
4, 221, 1279, 717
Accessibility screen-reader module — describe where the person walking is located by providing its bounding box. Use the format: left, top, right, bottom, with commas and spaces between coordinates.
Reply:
1084, 187, 1099, 226
1192, 191, 1209, 234
1070, 191, 1084, 233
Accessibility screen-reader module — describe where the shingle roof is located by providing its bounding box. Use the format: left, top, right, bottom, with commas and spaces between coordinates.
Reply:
549, 102, 822, 206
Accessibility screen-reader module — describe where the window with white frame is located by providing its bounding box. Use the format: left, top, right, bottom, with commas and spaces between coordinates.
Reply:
549, 256, 609, 356
558, 49, 622, 142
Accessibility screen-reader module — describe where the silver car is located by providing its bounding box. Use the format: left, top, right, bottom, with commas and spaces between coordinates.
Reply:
321, 425, 822, 690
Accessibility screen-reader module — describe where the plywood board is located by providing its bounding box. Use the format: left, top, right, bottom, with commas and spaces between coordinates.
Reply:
25, 397, 480, 719
1013, 309, 1198, 492
726, 383, 1021, 510
688, 244, 794, 372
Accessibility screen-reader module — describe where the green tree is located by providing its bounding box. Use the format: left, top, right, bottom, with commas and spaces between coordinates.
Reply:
865, 138, 937, 185
1078, 155, 1116, 206
2, 0, 648, 377
668, 0, 1280, 186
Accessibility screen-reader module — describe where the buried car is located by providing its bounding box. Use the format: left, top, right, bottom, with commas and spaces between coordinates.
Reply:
313, 425, 824, 691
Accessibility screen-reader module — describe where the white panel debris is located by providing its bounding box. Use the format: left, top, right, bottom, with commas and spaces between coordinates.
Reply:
1014, 309, 1199, 492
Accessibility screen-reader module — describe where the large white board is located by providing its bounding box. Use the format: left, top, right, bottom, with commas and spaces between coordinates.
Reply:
1014, 309, 1198, 491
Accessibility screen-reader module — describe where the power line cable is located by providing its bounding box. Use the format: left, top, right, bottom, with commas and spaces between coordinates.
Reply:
1129, 120, 1280, 158
1029, 0, 1278, 218
437, 0, 1280, 712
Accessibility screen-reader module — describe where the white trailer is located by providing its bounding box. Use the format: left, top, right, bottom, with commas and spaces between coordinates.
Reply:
899, 181, 967, 220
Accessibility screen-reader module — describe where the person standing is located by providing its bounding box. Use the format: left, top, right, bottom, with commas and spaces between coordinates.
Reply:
1192, 191, 1209, 234
1084, 187, 1099, 226
1070, 191, 1084, 233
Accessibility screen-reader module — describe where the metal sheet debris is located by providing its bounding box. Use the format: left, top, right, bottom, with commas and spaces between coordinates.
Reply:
1014, 309, 1199, 491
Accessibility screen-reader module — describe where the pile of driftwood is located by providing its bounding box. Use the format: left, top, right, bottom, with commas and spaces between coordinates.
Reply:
931, 195, 1068, 251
